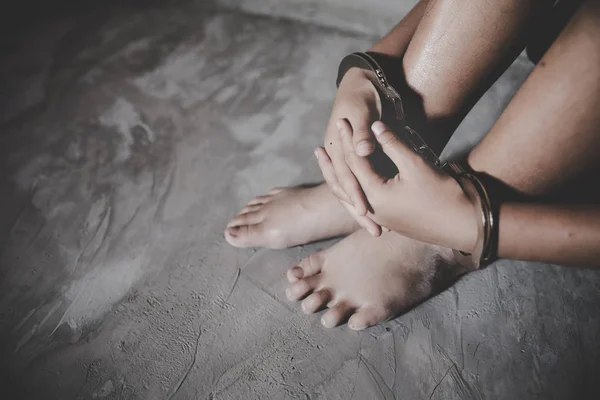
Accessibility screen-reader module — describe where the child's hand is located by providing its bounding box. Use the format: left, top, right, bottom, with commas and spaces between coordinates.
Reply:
319, 68, 382, 235
319, 120, 478, 252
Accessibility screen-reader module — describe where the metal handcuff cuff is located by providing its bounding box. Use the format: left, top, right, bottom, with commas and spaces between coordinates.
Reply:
336, 51, 499, 269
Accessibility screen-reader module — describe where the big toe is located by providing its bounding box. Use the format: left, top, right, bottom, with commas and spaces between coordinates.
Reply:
287, 252, 324, 283
224, 224, 267, 248
227, 211, 263, 229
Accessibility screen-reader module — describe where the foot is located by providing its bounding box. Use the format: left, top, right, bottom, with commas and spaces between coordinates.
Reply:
225, 184, 359, 249
285, 229, 472, 330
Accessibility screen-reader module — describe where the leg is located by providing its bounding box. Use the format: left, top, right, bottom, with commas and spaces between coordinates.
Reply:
288, 0, 581, 330
401, 0, 551, 138
468, 0, 600, 198
224, 1, 431, 249
225, 0, 548, 249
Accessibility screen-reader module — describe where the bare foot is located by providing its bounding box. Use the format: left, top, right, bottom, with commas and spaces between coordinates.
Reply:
285, 229, 472, 330
225, 184, 359, 249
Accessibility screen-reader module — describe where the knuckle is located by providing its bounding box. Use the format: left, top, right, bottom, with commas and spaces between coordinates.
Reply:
380, 133, 397, 146
352, 126, 370, 139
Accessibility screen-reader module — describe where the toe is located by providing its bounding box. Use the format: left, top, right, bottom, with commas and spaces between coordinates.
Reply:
238, 204, 262, 215
297, 252, 324, 278
224, 224, 266, 248
268, 187, 286, 195
301, 290, 331, 314
287, 252, 323, 283
347, 306, 390, 331
285, 275, 320, 301
321, 302, 355, 328
287, 266, 304, 283
227, 211, 264, 228
248, 195, 271, 206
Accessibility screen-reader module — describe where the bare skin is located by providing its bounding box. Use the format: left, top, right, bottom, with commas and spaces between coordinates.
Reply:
225, 0, 549, 249
285, 229, 469, 330
225, 184, 358, 249
227, 0, 598, 330
224, 0, 432, 247
291, 0, 587, 330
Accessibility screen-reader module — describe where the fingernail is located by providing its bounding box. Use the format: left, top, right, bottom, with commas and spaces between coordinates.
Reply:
367, 226, 377, 236
336, 119, 343, 130
285, 288, 293, 299
372, 121, 386, 135
356, 140, 373, 156
314, 148, 319, 159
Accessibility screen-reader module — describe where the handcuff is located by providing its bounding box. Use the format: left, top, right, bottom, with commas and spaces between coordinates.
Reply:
336, 51, 499, 269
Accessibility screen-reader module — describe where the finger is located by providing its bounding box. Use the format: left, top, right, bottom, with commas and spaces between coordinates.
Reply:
321, 302, 355, 328
328, 123, 368, 215
348, 117, 376, 157
339, 200, 382, 238
338, 119, 385, 189
315, 147, 352, 204
333, 158, 368, 216
371, 121, 420, 170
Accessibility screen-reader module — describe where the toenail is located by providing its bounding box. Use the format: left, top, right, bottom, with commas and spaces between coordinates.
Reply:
321, 315, 334, 328
349, 321, 366, 331
356, 140, 372, 156
291, 268, 303, 278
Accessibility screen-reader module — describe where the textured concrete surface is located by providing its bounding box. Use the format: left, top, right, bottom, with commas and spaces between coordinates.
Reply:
211, 0, 419, 37
1, 1, 599, 399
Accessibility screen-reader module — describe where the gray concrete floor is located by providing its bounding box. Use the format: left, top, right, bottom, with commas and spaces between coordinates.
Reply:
1, 2, 599, 399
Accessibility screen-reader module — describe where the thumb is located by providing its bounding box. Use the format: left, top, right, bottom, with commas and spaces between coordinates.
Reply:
371, 121, 418, 170
349, 118, 376, 157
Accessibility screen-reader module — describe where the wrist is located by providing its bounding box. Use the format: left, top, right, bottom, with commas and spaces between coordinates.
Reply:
339, 68, 382, 117
340, 67, 377, 93
453, 194, 479, 253
444, 177, 479, 253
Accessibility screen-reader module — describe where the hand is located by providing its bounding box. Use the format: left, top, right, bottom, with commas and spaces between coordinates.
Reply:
333, 120, 478, 252
316, 67, 384, 235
